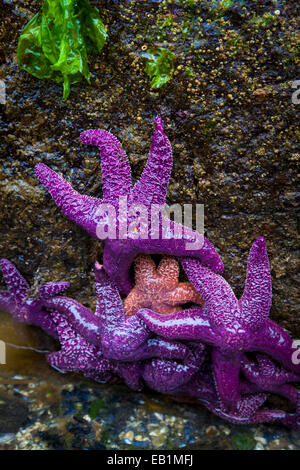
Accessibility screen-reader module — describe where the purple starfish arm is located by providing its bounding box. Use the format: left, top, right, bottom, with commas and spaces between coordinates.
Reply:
47, 313, 112, 382
239, 237, 272, 332
249, 318, 300, 375
80, 128, 132, 204
129, 116, 172, 207
0, 259, 70, 338
241, 378, 299, 404
143, 358, 198, 392
137, 307, 218, 344
43, 296, 100, 345
0, 291, 15, 314
115, 362, 143, 390
133, 227, 224, 274
242, 354, 300, 387
117, 337, 196, 362
35, 163, 103, 238
180, 257, 240, 333
38, 282, 70, 299
212, 349, 243, 409
94, 262, 126, 325
0, 258, 29, 303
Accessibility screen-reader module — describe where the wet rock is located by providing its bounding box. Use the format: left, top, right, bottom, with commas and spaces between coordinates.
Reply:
0, 391, 28, 433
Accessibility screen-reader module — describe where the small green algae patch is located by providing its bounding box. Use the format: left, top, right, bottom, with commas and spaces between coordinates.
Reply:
142, 47, 175, 89
88, 399, 104, 419
231, 432, 256, 450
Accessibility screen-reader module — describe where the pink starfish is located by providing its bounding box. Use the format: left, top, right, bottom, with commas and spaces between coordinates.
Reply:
124, 254, 203, 316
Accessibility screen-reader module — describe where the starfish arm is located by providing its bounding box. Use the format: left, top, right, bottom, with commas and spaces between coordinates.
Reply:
239, 237, 272, 332
44, 297, 100, 346
100, 306, 150, 361
157, 255, 179, 283
0, 291, 15, 314
171, 371, 217, 403
130, 116, 172, 207
0, 259, 29, 303
115, 362, 143, 391
180, 257, 239, 329
168, 282, 203, 306
124, 289, 147, 316
249, 319, 300, 375
134, 232, 224, 275
80, 129, 132, 203
38, 282, 70, 299
35, 163, 102, 238
102, 243, 136, 295
137, 307, 218, 344
94, 263, 126, 324
212, 348, 242, 410
133, 254, 157, 289
143, 358, 198, 392
124, 337, 196, 362
209, 394, 288, 426
242, 354, 300, 387
25, 309, 59, 339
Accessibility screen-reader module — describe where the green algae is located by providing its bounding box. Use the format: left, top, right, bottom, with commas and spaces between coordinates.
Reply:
17, 0, 108, 100
142, 47, 175, 89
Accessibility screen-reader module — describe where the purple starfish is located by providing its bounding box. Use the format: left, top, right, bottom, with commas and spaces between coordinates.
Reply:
138, 237, 300, 412
35, 117, 223, 294
0, 259, 69, 338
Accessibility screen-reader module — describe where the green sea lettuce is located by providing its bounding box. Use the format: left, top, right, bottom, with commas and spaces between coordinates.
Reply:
142, 47, 175, 89
17, 0, 108, 100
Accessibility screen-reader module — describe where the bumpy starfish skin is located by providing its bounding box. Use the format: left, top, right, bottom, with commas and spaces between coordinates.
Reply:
124, 254, 203, 316
241, 354, 300, 403
0, 259, 69, 338
138, 237, 300, 412
35, 117, 223, 294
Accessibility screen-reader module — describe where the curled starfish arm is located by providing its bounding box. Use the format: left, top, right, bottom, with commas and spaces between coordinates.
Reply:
137, 307, 218, 344
130, 116, 172, 207
249, 319, 300, 375
0, 292, 15, 314
35, 163, 102, 238
242, 354, 300, 386
0, 258, 29, 303
135, 225, 224, 275
241, 380, 299, 404
122, 337, 196, 362
100, 317, 150, 361
180, 257, 238, 329
44, 297, 100, 346
239, 237, 272, 332
212, 348, 243, 410
208, 395, 290, 426
143, 358, 198, 392
80, 129, 132, 204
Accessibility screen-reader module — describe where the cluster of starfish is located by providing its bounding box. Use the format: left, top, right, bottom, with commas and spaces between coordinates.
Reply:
1, 117, 300, 429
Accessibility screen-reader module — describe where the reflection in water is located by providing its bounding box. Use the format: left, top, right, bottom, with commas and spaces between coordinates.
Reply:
0, 310, 58, 379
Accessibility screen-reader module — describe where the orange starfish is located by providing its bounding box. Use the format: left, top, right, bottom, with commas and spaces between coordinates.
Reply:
124, 254, 203, 316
